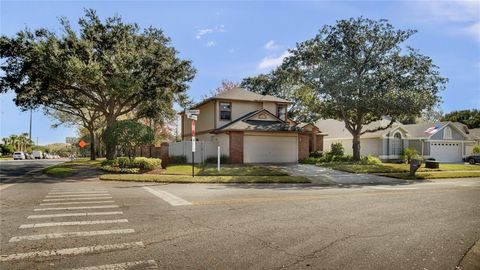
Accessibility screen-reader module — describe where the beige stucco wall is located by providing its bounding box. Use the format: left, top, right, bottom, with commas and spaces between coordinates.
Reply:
182, 101, 215, 136
262, 102, 277, 115
249, 112, 278, 121
324, 138, 381, 156
216, 100, 262, 128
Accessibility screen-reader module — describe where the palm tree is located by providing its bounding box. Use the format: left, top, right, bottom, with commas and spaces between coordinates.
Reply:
8, 135, 19, 151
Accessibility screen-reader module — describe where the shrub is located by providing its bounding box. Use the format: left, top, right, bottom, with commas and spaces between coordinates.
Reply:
473, 146, 480, 154
401, 147, 419, 163
101, 157, 160, 172
102, 120, 154, 160
101, 165, 140, 174
332, 154, 353, 162
361, 155, 382, 165
309, 151, 323, 158
205, 155, 230, 164
330, 143, 344, 156
1, 144, 15, 155
299, 157, 322, 164
169, 155, 187, 164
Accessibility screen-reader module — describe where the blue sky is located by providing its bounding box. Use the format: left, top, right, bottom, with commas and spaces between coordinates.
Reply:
1, 1, 479, 144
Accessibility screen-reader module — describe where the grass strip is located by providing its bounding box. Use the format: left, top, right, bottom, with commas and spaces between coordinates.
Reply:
377, 171, 480, 180
100, 174, 310, 183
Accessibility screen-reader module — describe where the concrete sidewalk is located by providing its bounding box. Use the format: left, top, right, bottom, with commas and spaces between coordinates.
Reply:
276, 164, 409, 185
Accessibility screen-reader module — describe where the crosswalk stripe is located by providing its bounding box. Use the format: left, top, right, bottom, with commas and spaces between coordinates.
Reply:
46, 194, 110, 198
48, 191, 109, 195
9, 229, 135, 242
34, 205, 118, 211
143, 186, 192, 206
27, 211, 123, 219
68, 260, 158, 270
43, 197, 112, 202
40, 200, 115, 206
19, 219, 128, 228
0, 184, 16, 191
0, 241, 144, 261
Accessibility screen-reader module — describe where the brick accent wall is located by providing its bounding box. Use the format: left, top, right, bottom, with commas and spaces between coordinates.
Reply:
229, 131, 244, 164
298, 134, 310, 160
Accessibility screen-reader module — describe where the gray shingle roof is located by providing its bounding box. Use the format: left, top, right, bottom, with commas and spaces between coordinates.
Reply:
468, 128, 480, 140
213, 109, 305, 133
316, 119, 471, 139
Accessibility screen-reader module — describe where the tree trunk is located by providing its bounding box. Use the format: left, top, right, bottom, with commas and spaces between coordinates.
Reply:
89, 129, 96, 161
105, 118, 117, 160
352, 133, 361, 161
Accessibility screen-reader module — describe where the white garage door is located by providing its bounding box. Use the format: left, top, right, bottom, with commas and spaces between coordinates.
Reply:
430, 142, 462, 163
244, 135, 297, 163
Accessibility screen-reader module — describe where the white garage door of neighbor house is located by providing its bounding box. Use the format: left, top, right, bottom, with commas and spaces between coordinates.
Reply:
244, 135, 297, 163
430, 142, 462, 163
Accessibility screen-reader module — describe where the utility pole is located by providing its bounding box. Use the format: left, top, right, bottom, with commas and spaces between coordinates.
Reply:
29, 109, 32, 140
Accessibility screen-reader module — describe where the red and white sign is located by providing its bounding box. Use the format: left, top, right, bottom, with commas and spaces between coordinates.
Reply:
191, 120, 196, 137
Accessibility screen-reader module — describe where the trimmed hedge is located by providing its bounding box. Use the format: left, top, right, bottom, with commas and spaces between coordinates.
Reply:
101, 157, 161, 173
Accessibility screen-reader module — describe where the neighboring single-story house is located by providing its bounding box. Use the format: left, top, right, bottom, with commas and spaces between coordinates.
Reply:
317, 119, 476, 163
179, 88, 323, 163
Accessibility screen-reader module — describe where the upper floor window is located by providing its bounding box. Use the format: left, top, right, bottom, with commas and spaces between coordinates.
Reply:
219, 102, 231, 120
444, 126, 452, 139
277, 105, 286, 121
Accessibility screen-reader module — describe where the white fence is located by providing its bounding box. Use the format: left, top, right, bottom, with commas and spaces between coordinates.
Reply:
169, 141, 219, 163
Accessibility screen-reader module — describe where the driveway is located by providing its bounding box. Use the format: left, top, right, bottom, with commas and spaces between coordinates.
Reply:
276, 164, 409, 186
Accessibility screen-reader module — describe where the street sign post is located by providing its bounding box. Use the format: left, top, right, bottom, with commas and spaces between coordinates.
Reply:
191, 120, 196, 177
186, 109, 200, 115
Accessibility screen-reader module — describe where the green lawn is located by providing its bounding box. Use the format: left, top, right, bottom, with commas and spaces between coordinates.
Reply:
101, 164, 302, 183
377, 171, 480, 180
100, 174, 310, 183
0, 156, 12, 160
320, 162, 480, 179
43, 158, 103, 177
159, 164, 289, 176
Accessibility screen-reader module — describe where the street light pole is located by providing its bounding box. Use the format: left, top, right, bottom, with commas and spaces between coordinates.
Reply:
29, 109, 32, 140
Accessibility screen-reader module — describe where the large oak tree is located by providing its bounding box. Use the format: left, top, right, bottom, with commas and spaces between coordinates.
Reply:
243, 18, 447, 161
0, 9, 195, 159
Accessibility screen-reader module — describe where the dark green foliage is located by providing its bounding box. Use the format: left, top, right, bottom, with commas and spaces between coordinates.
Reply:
100, 157, 160, 173
360, 155, 382, 165
309, 151, 323, 158
102, 121, 154, 160
401, 147, 419, 164
168, 155, 187, 164
442, 109, 480, 129
330, 143, 344, 156
1, 144, 15, 155
0, 9, 195, 159
243, 18, 447, 161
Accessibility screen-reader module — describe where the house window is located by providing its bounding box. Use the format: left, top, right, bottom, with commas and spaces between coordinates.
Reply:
392, 132, 403, 155
277, 105, 286, 121
219, 102, 231, 120
444, 126, 452, 140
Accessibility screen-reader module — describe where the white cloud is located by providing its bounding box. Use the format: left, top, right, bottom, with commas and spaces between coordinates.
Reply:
205, 41, 216, 47
264, 40, 279, 50
196, 28, 213, 39
228, 48, 235, 53
464, 22, 480, 41
421, 1, 479, 22
258, 51, 291, 70
195, 25, 225, 39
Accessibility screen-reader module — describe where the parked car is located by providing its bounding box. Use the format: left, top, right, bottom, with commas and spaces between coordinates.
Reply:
13, 152, 25, 160
32, 150, 43, 159
463, 154, 480, 165
25, 153, 34, 159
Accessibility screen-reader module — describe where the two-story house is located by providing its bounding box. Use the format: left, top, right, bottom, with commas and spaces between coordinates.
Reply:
180, 88, 323, 163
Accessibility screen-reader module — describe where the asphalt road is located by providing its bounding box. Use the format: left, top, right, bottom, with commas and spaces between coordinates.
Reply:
0, 159, 66, 183
0, 168, 479, 269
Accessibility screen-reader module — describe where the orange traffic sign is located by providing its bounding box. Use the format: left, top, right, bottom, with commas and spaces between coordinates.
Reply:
78, 140, 87, 148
